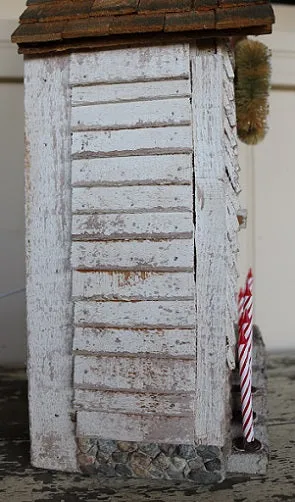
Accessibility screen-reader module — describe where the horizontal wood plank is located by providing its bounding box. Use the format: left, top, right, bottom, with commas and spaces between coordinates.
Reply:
72, 212, 193, 240
74, 300, 196, 328
71, 97, 191, 130
73, 327, 196, 357
71, 79, 191, 106
71, 126, 193, 157
70, 45, 190, 85
72, 185, 192, 214
76, 410, 194, 443
74, 355, 195, 392
71, 239, 194, 271
74, 388, 194, 415
71, 154, 192, 187
72, 271, 194, 301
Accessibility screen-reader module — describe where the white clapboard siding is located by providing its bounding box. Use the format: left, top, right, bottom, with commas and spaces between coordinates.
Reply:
70, 45, 190, 85
73, 327, 195, 358
76, 411, 194, 443
71, 154, 192, 187
72, 212, 193, 240
74, 389, 194, 415
72, 239, 194, 271
72, 271, 194, 301
192, 48, 224, 179
74, 355, 195, 392
72, 79, 191, 107
71, 126, 192, 157
72, 185, 192, 214
24, 56, 77, 471
74, 300, 196, 328
71, 98, 191, 130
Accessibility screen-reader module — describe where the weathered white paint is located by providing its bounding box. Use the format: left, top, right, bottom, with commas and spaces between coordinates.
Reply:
71, 239, 194, 271
71, 79, 191, 106
71, 154, 192, 187
24, 56, 77, 471
194, 178, 228, 445
72, 185, 192, 214
71, 97, 191, 130
192, 47, 224, 179
73, 327, 195, 357
74, 355, 195, 392
72, 126, 193, 157
77, 410, 194, 443
74, 300, 196, 328
74, 388, 194, 415
72, 212, 193, 240
72, 271, 194, 301
191, 45, 235, 446
70, 45, 190, 85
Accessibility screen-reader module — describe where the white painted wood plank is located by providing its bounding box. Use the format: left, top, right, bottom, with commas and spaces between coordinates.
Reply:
24, 56, 77, 471
71, 239, 194, 271
71, 154, 192, 187
74, 388, 194, 415
70, 45, 190, 85
74, 355, 195, 392
194, 178, 229, 446
74, 300, 196, 328
72, 185, 192, 214
72, 126, 193, 157
76, 411, 194, 443
72, 271, 194, 301
192, 47, 224, 179
73, 327, 195, 357
71, 98, 191, 130
71, 79, 191, 106
72, 212, 193, 240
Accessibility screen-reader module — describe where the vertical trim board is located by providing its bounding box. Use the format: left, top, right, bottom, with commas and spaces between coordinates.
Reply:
25, 56, 77, 471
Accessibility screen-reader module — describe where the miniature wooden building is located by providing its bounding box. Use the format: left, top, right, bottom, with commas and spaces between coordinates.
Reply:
12, 0, 274, 483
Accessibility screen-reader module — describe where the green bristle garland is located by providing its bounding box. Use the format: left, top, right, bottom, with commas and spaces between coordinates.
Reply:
235, 38, 271, 145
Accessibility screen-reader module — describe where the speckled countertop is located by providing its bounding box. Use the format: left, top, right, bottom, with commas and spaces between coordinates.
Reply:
0, 352, 294, 502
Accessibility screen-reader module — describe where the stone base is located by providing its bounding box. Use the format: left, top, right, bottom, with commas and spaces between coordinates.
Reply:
77, 439, 225, 484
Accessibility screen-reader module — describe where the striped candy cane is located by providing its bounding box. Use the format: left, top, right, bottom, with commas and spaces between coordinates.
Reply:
238, 310, 254, 442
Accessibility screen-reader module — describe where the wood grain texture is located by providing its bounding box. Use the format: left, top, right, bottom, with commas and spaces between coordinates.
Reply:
74, 355, 195, 392
72, 212, 193, 240
71, 125, 193, 158
73, 327, 196, 357
72, 185, 192, 214
194, 177, 228, 446
76, 410, 194, 443
71, 79, 191, 106
72, 271, 194, 301
71, 97, 191, 130
71, 239, 194, 271
74, 300, 196, 328
24, 56, 77, 471
192, 47, 224, 179
70, 45, 190, 85
192, 46, 229, 446
71, 154, 192, 187
74, 388, 195, 415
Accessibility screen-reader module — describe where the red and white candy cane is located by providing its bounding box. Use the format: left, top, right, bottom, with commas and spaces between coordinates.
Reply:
238, 310, 254, 442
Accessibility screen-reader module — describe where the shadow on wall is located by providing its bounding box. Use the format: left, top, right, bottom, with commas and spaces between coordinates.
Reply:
0, 82, 26, 367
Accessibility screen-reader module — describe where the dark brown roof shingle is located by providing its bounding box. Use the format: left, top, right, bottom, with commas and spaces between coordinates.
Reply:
12, 0, 274, 55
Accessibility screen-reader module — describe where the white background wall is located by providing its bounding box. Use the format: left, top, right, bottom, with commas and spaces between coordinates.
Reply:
238, 6, 295, 351
0, 2, 294, 365
0, 2, 26, 365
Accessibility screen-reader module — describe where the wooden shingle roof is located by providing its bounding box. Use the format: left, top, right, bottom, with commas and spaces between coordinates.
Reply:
12, 0, 274, 55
